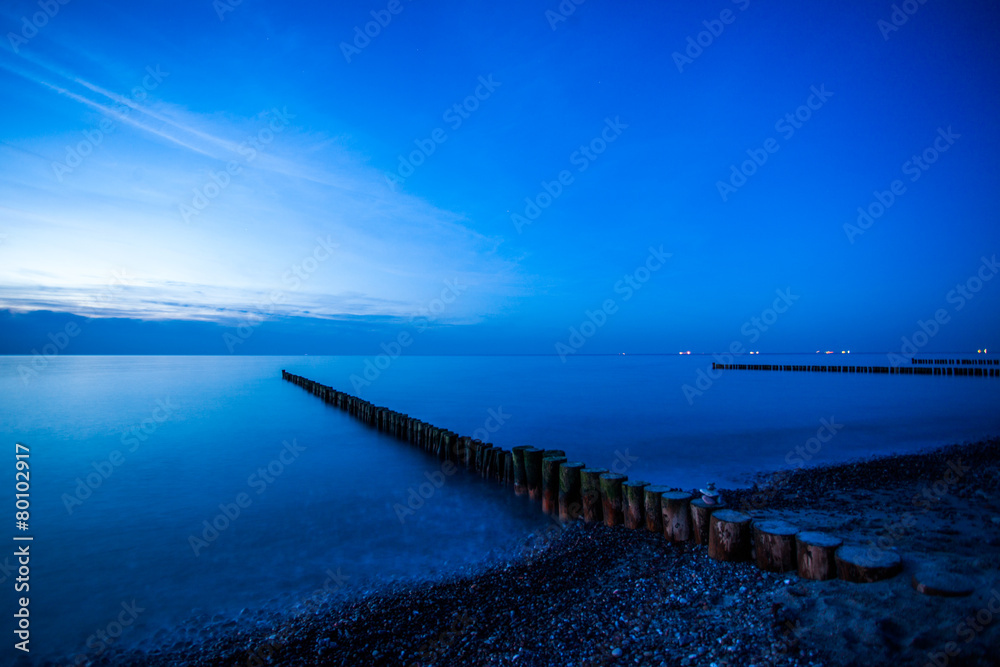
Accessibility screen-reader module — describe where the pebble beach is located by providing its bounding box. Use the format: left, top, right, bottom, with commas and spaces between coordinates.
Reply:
71, 438, 1000, 667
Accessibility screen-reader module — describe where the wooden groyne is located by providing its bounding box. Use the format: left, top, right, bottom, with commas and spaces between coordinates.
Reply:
712, 357, 998, 377
282, 370, 911, 586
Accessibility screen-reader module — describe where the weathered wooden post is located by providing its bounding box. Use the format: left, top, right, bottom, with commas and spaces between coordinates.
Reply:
690, 498, 726, 546
753, 520, 799, 573
478, 443, 493, 477
644, 485, 668, 533
835, 546, 902, 583
796, 532, 843, 580
495, 449, 509, 484
483, 444, 500, 479
456, 436, 471, 468
558, 461, 585, 521
599, 473, 627, 527
661, 492, 693, 543
708, 510, 752, 562
623, 481, 650, 530
511, 446, 532, 496
541, 456, 567, 515
468, 439, 482, 470
524, 447, 544, 502
503, 450, 515, 486
581, 468, 608, 523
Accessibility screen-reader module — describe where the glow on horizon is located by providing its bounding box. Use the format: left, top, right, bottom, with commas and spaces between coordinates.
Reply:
0, 51, 524, 324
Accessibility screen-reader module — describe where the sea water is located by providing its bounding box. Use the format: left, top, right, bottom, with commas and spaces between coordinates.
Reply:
0, 354, 997, 663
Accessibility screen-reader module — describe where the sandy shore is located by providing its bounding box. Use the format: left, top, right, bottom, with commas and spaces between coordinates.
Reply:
77, 439, 1000, 666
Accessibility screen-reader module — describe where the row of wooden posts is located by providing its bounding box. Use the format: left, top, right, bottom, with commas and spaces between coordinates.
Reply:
911, 357, 998, 366
282, 371, 902, 585
712, 362, 999, 377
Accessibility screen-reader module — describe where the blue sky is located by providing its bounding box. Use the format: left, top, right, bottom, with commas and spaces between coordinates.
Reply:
1, 0, 998, 354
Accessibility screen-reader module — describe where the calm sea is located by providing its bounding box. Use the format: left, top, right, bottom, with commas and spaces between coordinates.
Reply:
0, 354, 997, 663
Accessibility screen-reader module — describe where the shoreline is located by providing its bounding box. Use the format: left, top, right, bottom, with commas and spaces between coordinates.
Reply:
72, 438, 1000, 666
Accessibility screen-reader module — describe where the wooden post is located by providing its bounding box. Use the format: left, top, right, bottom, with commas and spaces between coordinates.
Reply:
541, 456, 567, 515
524, 447, 543, 502
623, 481, 650, 530
580, 468, 608, 523
690, 498, 726, 546
796, 532, 843, 580
485, 447, 498, 480
558, 461, 585, 522
457, 436, 471, 468
644, 485, 668, 533
753, 520, 799, 573
496, 449, 509, 484
661, 492, 693, 542
468, 439, 483, 471
599, 473, 627, 527
511, 445, 532, 496
708, 510, 752, 562
503, 450, 515, 486
478, 444, 493, 477
835, 546, 902, 583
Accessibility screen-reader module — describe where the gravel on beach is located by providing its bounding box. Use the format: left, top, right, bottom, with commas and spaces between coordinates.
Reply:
76, 439, 1000, 667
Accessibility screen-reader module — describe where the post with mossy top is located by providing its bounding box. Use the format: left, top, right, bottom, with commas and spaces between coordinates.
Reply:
511, 445, 532, 496
623, 481, 650, 530
541, 456, 567, 515
599, 473, 627, 527
643, 485, 668, 533
580, 468, 608, 523
558, 461, 585, 521
524, 447, 544, 502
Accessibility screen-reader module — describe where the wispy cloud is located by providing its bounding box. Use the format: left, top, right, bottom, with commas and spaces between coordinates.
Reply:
0, 49, 524, 325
